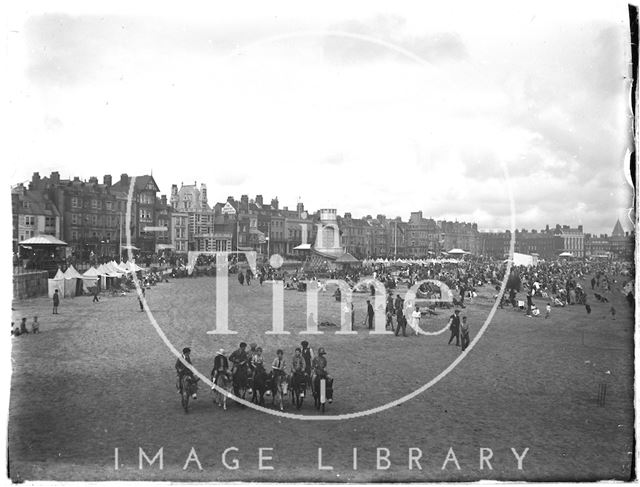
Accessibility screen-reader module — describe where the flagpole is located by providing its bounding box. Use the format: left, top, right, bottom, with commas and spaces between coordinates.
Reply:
119, 211, 123, 260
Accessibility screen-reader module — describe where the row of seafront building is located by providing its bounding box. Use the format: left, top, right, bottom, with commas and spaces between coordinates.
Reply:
12, 172, 634, 263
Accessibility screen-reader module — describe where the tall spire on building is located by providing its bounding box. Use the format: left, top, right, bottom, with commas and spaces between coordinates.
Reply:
612, 219, 625, 237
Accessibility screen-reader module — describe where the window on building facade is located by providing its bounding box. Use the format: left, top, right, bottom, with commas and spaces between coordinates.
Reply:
106, 201, 112, 211
91, 199, 97, 209
24, 215, 35, 226
71, 197, 79, 208
91, 215, 97, 226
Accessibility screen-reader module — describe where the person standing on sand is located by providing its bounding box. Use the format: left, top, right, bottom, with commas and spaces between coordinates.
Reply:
52, 289, 60, 314
460, 316, 470, 351
32, 316, 40, 334
366, 300, 374, 330
447, 309, 461, 346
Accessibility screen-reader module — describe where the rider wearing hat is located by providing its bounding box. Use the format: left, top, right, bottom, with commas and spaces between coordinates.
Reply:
291, 347, 305, 374
211, 348, 231, 385
311, 347, 328, 377
311, 347, 332, 402
246, 342, 258, 390
175, 347, 194, 394
247, 343, 258, 365
291, 347, 306, 396
252, 346, 265, 369
300, 340, 314, 378
229, 342, 249, 376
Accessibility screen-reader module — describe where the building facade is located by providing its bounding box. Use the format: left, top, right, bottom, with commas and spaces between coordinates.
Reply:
553, 224, 585, 258
12, 185, 61, 251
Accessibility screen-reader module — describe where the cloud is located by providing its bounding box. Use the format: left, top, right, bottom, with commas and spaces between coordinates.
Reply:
44, 116, 63, 131
13, 8, 632, 236
212, 169, 248, 187
321, 152, 344, 165
322, 14, 467, 65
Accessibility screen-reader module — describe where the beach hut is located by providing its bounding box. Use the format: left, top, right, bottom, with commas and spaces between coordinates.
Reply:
63, 264, 84, 297
48, 269, 66, 298
82, 266, 101, 293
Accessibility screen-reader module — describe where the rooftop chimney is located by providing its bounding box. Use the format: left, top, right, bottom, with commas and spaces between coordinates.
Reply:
50, 171, 60, 184
104, 175, 112, 187
31, 172, 41, 189
270, 197, 278, 209
89, 176, 98, 185
120, 173, 130, 186
256, 195, 263, 206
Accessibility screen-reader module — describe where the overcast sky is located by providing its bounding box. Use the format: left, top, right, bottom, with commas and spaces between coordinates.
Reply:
5, 0, 635, 235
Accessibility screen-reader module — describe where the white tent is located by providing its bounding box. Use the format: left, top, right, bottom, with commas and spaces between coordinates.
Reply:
82, 267, 100, 293
558, 252, 574, 258
448, 248, 470, 255
112, 261, 129, 273
506, 252, 537, 267
95, 264, 109, 287
64, 265, 83, 279
48, 269, 66, 298
63, 265, 83, 297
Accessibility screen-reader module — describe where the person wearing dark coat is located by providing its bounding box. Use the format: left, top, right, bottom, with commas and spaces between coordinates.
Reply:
52, 289, 60, 314
395, 307, 407, 336
19, 318, 29, 335
366, 300, 374, 330
447, 310, 461, 346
